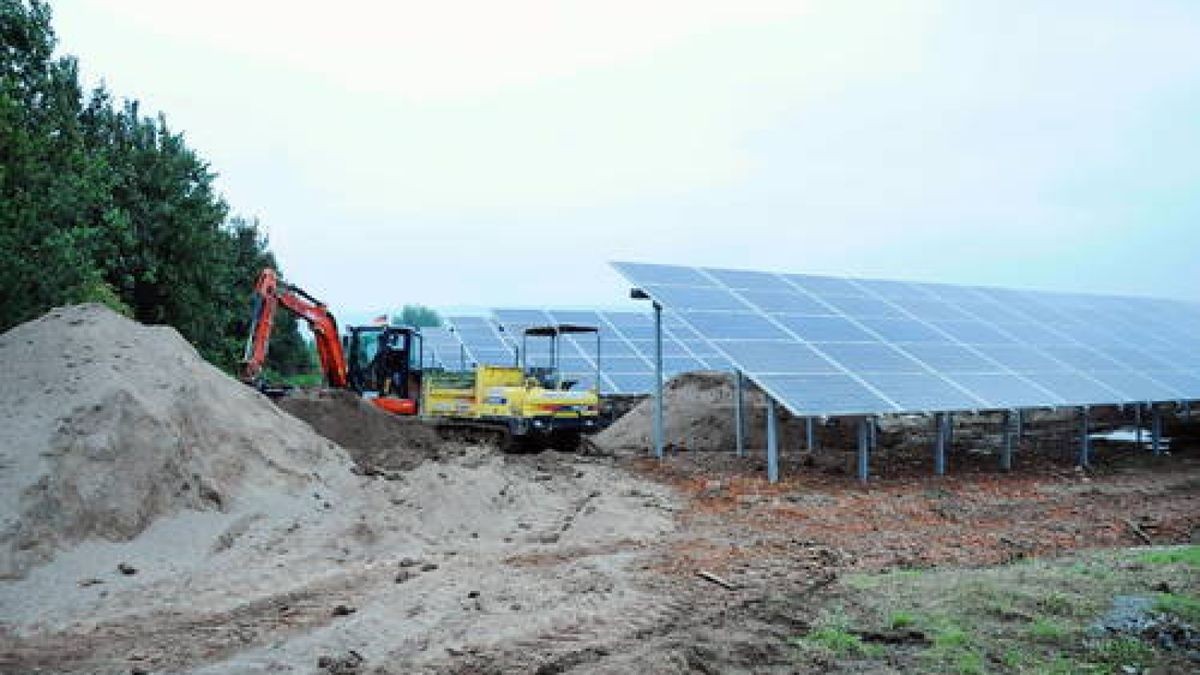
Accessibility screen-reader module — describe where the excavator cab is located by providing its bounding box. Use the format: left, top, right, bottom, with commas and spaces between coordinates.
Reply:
520, 324, 600, 391
345, 325, 423, 415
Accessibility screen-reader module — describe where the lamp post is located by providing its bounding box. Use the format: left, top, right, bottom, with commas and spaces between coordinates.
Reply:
631, 288, 664, 459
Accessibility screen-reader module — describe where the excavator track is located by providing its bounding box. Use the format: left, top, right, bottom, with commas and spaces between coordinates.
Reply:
431, 419, 518, 452
428, 420, 584, 452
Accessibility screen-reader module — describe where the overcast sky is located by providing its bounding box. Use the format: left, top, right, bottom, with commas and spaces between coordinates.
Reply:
53, 0, 1200, 318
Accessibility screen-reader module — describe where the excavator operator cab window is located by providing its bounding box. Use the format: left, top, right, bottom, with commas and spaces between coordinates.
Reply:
381, 329, 421, 370
353, 330, 380, 369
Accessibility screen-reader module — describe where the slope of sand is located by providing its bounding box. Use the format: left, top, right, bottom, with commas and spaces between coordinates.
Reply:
591, 371, 823, 452
0, 305, 680, 674
0, 304, 353, 579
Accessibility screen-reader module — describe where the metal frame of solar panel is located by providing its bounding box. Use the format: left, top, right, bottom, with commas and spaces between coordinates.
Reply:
491, 308, 726, 394
612, 261, 1198, 481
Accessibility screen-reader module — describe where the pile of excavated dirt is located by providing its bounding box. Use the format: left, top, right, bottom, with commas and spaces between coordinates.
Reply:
0, 304, 353, 579
592, 371, 820, 452
277, 389, 440, 470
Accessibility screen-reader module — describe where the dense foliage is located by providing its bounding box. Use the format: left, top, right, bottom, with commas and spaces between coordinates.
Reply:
396, 304, 441, 328
0, 0, 307, 373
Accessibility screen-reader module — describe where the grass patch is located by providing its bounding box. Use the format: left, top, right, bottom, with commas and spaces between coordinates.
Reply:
1155, 592, 1200, 624
800, 627, 881, 658
791, 607, 883, 660
1028, 616, 1069, 642
932, 624, 971, 649
815, 548, 1200, 673
923, 622, 985, 674
281, 371, 323, 387
1001, 647, 1024, 669
1090, 637, 1155, 671
889, 610, 915, 629
1139, 545, 1200, 568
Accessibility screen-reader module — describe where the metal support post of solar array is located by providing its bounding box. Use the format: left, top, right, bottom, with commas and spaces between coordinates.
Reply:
614, 261, 1200, 484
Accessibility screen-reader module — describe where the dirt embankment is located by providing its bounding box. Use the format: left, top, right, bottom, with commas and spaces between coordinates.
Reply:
0, 306, 683, 675
278, 389, 440, 471
592, 371, 850, 453
0, 304, 353, 579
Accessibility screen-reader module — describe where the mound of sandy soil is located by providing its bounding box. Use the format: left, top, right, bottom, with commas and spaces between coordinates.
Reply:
592, 371, 819, 452
0, 304, 353, 579
277, 389, 440, 470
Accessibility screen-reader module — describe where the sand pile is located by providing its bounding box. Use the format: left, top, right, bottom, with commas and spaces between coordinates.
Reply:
592, 371, 821, 452
278, 389, 440, 470
0, 304, 353, 579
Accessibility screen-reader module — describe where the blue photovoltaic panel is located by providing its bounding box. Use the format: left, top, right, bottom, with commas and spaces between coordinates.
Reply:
420, 326, 467, 370
490, 308, 726, 394
611, 261, 1200, 416
444, 315, 515, 367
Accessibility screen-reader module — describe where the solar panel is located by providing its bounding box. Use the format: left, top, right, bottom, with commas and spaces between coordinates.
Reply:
489, 308, 726, 394
611, 262, 1199, 416
443, 315, 516, 367
419, 326, 467, 370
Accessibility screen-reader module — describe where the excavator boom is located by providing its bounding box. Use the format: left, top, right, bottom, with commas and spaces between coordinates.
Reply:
241, 268, 348, 388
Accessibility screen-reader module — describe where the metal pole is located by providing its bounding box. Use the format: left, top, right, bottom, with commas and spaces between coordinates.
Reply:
766, 396, 779, 484
857, 417, 870, 484
733, 370, 745, 457
934, 413, 946, 476
946, 412, 954, 450
1001, 410, 1013, 471
653, 302, 664, 459
1134, 403, 1143, 448
1015, 409, 1023, 444
1152, 405, 1162, 456
806, 417, 815, 451
1078, 406, 1090, 467
868, 417, 877, 451
594, 329, 601, 393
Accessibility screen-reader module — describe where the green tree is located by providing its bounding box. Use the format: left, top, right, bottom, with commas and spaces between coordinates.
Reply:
397, 304, 441, 328
0, 0, 306, 373
0, 0, 124, 321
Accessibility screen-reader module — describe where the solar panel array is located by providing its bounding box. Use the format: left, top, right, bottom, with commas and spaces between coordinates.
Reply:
420, 326, 467, 370
443, 315, 516, 368
463, 309, 725, 394
612, 262, 1200, 416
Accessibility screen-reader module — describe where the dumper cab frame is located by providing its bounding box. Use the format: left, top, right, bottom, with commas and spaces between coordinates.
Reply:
520, 323, 601, 392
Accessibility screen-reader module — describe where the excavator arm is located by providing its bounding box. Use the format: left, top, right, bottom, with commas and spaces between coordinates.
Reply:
241, 268, 349, 388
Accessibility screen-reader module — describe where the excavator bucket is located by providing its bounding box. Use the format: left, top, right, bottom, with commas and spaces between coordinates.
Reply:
370, 397, 418, 416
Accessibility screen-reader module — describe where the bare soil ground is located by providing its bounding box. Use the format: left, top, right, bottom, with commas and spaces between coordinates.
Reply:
2, 314, 1197, 673
3, 437, 1196, 674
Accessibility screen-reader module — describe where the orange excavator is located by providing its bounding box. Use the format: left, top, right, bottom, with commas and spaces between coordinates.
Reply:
241, 268, 420, 415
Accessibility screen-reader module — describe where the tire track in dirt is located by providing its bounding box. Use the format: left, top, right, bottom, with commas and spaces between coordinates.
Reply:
0, 562, 395, 674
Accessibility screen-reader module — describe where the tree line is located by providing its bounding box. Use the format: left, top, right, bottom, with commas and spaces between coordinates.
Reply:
0, 0, 309, 374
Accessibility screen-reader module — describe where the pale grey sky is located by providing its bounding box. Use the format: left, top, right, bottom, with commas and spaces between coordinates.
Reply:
53, 0, 1200, 316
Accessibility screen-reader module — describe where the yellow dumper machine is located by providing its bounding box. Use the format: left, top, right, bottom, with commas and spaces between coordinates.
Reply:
421, 324, 602, 450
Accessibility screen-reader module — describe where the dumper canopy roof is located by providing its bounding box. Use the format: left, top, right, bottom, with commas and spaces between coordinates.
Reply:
522, 324, 598, 337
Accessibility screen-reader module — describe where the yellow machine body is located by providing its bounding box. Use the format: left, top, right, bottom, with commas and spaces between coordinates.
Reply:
421, 364, 600, 444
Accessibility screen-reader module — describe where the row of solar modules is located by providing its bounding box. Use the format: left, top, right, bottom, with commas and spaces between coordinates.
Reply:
420, 311, 729, 394
611, 262, 1200, 416
418, 326, 470, 371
